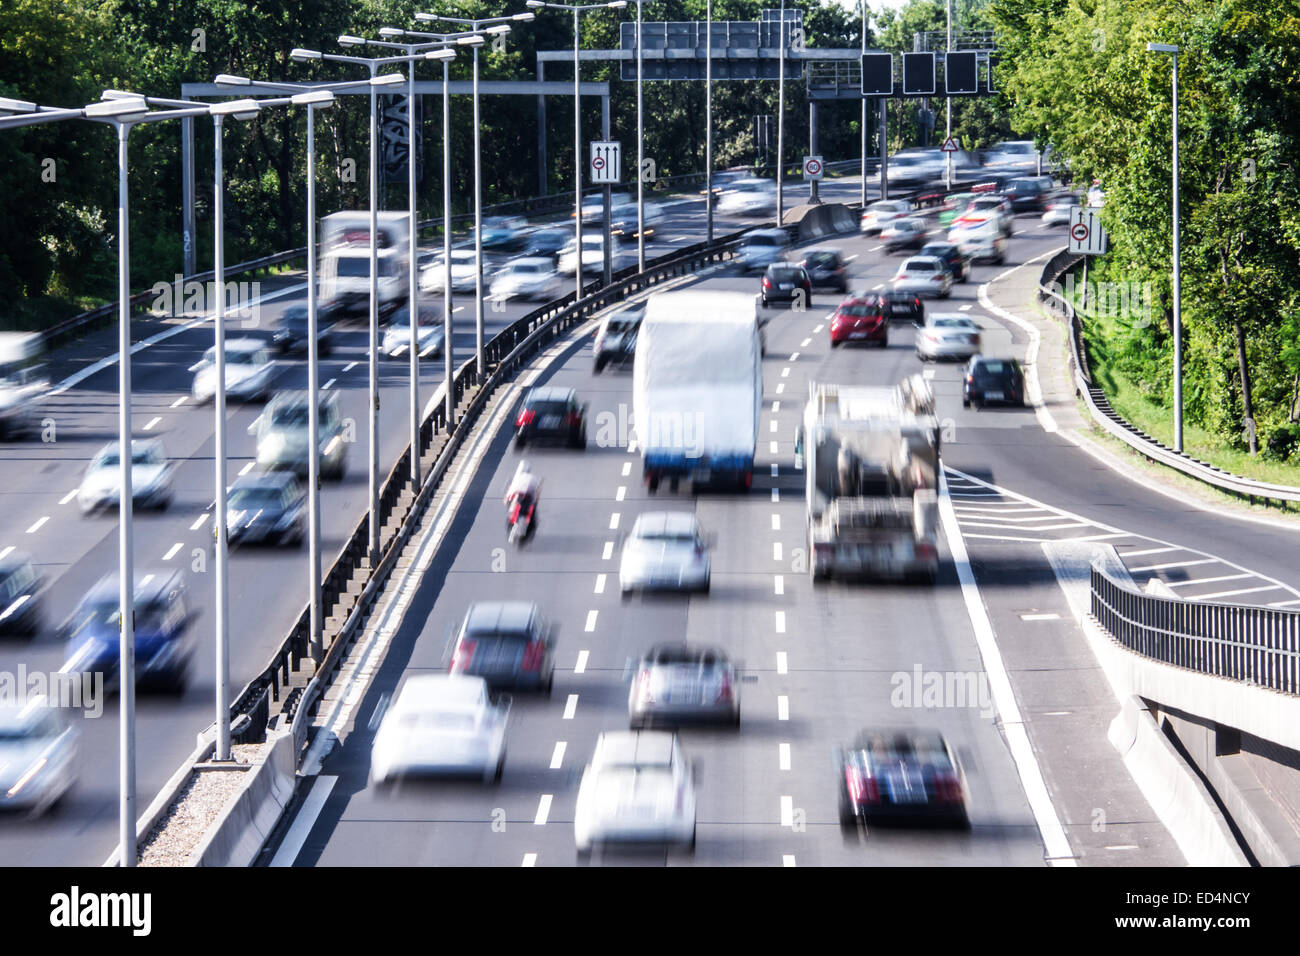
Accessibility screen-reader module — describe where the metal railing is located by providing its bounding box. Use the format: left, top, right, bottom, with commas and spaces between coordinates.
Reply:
1091, 565, 1300, 695
1038, 249, 1300, 508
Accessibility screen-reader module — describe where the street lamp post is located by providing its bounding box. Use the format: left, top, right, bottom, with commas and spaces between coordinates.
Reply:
861, 4, 868, 208
776, 0, 786, 228
415, 11, 536, 383
706, 0, 713, 243
637, 0, 645, 271
1148, 42, 1182, 453
526, 1, 628, 303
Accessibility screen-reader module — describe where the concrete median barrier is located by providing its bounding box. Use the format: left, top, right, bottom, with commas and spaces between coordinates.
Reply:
188, 730, 296, 867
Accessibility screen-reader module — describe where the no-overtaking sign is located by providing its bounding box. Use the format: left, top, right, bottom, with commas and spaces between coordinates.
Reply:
1068, 207, 1108, 255
590, 140, 621, 185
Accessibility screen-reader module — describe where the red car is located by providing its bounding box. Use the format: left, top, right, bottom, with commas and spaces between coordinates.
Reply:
829, 295, 889, 348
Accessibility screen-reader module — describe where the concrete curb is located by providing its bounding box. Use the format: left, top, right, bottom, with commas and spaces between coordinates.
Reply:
187, 730, 296, 867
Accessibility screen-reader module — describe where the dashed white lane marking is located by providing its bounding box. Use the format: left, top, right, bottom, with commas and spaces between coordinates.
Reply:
780, 796, 794, 827
769, 441, 779, 454
774, 575, 784, 595
584, 610, 598, 632
163, 542, 183, 561
779, 743, 791, 771
813, 324, 824, 333
771, 463, 779, 477
771, 488, 779, 503
615, 486, 626, 502
550, 742, 566, 769
270, 775, 338, 867
602, 542, 614, 560
959, 304, 972, 311
608, 513, 620, 530
1166, 573, 1251, 588
534, 795, 552, 825
59, 490, 78, 505
1194, 584, 1284, 602
770, 419, 779, 433
139, 573, 154, 587
563, 695, 578, 719
522, 853, 538, 867
788, 352, 800, 361
1120, 546, 1179, 558
780, 367, 790, 378
322, 378, 337, 390
771, 401, 780, 412
343, 361, 358, 372
190, 514, 209, 531
777, 696, 789, 720
776, 651, 787, 674
800, 338, 811, 347
783, 855, 796, 867
1270, 598, 1300, 608
773, 542, 783, 561
25, 517, 48, 534
1129, 558, 1218, 573
594, 575, 606, 594
776, 383, 785, 394
239, 462, 255, 476
775, 611, 786, 633
771, 515, 781, 531
1019, 613, 1060, 621
143, 417, 161, 431
868, 245, 883, 252
621, 461, 631, 477
923, 369, 935, 379
0, 546, 13, 562
871, 283, 884, 290
170, 396, 187, 408
574, 650, 589, 674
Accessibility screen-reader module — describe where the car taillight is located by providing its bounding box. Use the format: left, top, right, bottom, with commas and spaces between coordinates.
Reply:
913, 297, 921, 308
516, 409, 536, 427
915, 542, 937, 560
930, 275, 944, 282
637, 669, 654, 704
563, 412, 581, 425
762, 277, 771, 288
716, 672, 733, 703
845, 766, 862, 801
522, 641, 544, 671
450, 639, 475, 672
934, 773, 963, 803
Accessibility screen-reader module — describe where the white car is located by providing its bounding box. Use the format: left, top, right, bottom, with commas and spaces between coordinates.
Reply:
860, 199, 912, 235
420, 248, 478, 294
558, 233, 618, 275
982, 139, 1039, 172
381, 307, 446, 359
947, 214, 1008, 264
963, 196, 1015, 236
78, 438, 174, 514
915, 313, 981, 361
190, 338, 274, 404
717, 179, 777, 217
573, 730, 697, 859
619, 512, 711, 596
891, 256, 953, 299
880, 151, 944, 187
1042, 198, 1079, 226
0, 700, 77, 816
489, 258, 563, 302
369, 674, 509, 786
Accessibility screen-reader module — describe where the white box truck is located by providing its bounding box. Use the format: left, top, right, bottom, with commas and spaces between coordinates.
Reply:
318, 211, 411, 319
800, 380, 941, 583
0, 332, 45, 439
632, 290, 763, 493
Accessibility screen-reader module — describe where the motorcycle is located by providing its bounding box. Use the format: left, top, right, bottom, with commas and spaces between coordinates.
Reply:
507, 495, 536, 547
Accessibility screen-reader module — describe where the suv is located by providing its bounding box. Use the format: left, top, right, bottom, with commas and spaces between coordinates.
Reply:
1002, 178, 1049, 213
250, 390, 347, 479
918, 241, 970, 283
61, 569, 192, 693
799, 248, 849, 292
963, 356, 1026, 408
515, 386, 587, 449
447, 601, 555, 694
593, 309, 642, 374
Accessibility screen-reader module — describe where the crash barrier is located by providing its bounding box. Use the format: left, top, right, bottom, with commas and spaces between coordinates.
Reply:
1038, 249, 1300, 507
187, 730, 296, 867
1091, 565, 1300, 696
227, 227, 751, 759
783, 203, 859, 241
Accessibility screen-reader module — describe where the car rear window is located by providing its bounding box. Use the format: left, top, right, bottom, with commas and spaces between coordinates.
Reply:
838, 303, 883, 318
905, 260, 936, 271
805, 253, 837, 267
465, 636, 527, 670
525, 399, 569, 416
770, 267, 802, 281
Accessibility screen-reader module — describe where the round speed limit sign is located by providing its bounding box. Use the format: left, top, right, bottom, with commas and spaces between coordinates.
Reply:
804, 157, 822, 176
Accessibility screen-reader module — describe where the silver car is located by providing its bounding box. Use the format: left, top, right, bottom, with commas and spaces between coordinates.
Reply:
249, 390, 346, 479
489, 258, 563, 302
78, 438, 174, 514
737, 228, 789, 272
189, 338, 275, 403
915, 313, 981, 361
891, 256, 953, 299
627, 643, 740, 729
420, 248, 478, 294
0, 700, 77, 816
619, 512, 711, 596
382, 306, 446, 359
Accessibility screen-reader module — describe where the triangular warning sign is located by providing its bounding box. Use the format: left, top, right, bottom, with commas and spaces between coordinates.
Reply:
940, 136, 960, 152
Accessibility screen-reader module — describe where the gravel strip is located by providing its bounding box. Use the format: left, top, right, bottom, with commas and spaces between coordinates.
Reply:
137, 742, 269, 867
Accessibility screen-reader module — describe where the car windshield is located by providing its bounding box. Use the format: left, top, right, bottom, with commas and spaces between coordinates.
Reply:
838, 303, 881, 318
510, 263, 543, 275
0, 713, 60, 742
98, 447, 162, 468
399, 711, 476, 731
463, 635, 527, 670
975, 360, 1018, 380
921, 245, 953, 257
229, 487, 286, 510
0, 563, 35, 602
269, 404, 309, 427
72, 598, 168, 635
526, 399, 569, 416
605, 319, 638, 334
746, 234, 781, 247
228, 350, 259, 365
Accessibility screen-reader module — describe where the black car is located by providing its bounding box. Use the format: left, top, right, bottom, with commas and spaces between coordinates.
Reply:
515, 385, 587, 449
0, 551, 43, 637
1001, 178, 1049, 213
918, 241, 970, 283
881, 290, 925, 323
522, 227, 572, 262
447, 601, 555, 694
963, 355, 1026, 408
593, 309, 641, 374
799, 248, 849, 293
272, 305, 334, 356
837, 729, 969, 831
224, 472, 306, 547
761, 264, 813, 308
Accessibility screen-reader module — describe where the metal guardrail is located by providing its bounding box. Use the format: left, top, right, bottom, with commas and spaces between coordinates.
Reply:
1037, 249, 1300, 508
1091, 565, 1300, 695
232, 226, 752, 754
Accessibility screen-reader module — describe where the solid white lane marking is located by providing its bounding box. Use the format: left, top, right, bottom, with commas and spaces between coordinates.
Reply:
239, 462, 255, 476
1129, 558, 1217, 573
270, 774, 338, 867
780, 795, 794, 827
550, 742, 566, 769
59, 490, 78, 505
777, 696, 789, 720
563, 695, 578, 719
584, 610, 598, 632
1269, 599, 1300, 607
190, 514, 209, 531
979, 265, 1058, 434
574, 650, 589, 674
783, 855, 796, 867
776, 651, 787, 674
775, 611, 786, 633
621, 461, 631, 477
937, 469, 1076, 866
871, 283, 884, 290
774, 575, 784, 595
534, 795, 552, 825
1019, 613, 1060, 621
773, 542, 783, 561
594, 574, 606, 594
779, 743, 791, 771
140, 574, 154, 587
771, 514, 780, 531
163, 542, 183, 561
1165, 573, 1250, 588
609, 513, 620, 530
143, 417, 161, 431
602, 541, 614, 560
25, 517, 48, 534
170, 396, 187, 408
322, 378, 337, 390
522, 853, 538, 867
1193, 584, 1283, 601
615, 486, 626, 501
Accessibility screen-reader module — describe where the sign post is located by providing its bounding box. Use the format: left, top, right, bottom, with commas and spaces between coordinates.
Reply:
1068, 207, 1108, 309
803, 154, 822, 203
